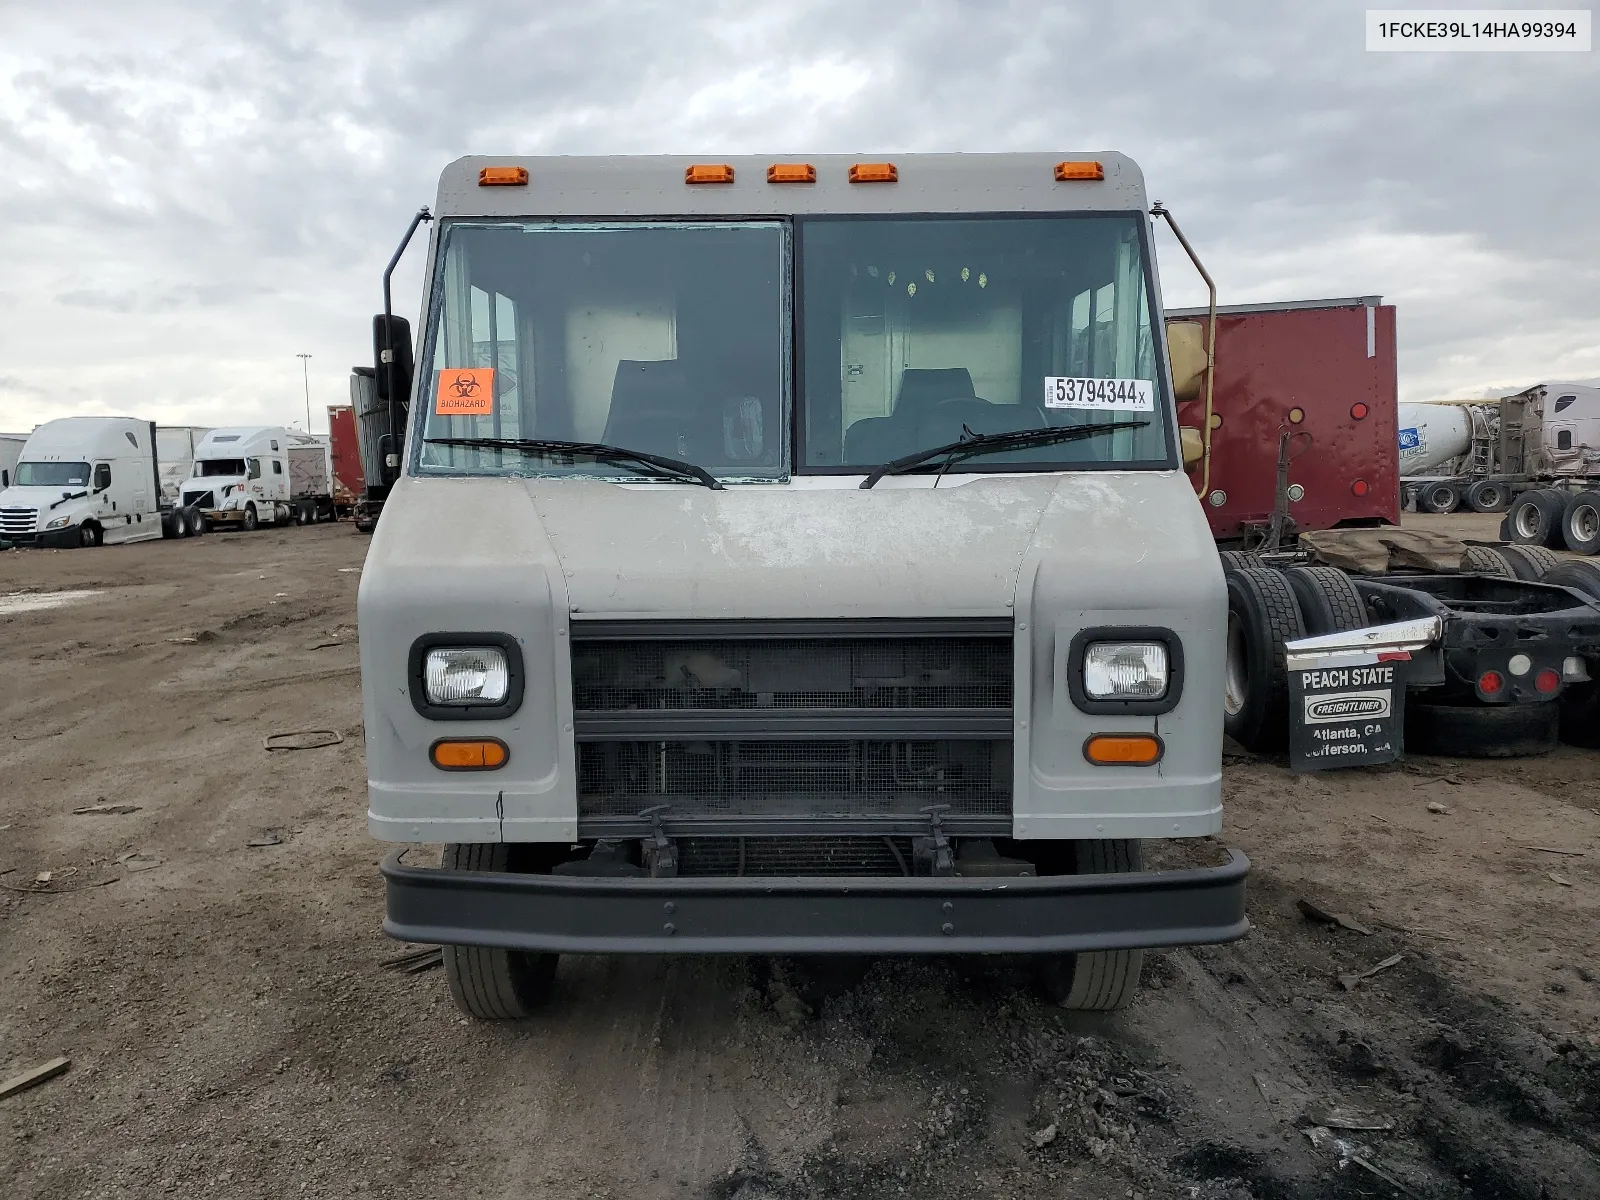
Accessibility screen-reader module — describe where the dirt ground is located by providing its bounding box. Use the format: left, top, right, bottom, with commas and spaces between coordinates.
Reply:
2, 525, 1598, 1199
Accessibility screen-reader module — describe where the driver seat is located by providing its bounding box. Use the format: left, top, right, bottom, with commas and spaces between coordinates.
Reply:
892, 368, 977, 420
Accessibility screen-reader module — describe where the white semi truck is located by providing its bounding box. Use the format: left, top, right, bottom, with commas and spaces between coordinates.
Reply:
180, 426, 336, 530
0, 417, 203, 547
1400, 383, 1600, 553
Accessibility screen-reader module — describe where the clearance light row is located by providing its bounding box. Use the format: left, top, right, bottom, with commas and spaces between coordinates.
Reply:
477, 161, 1106, 187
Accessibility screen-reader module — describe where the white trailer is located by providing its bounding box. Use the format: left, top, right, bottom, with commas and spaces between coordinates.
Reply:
284, 433, 338, 524
0, 433, 27, 491
1400, 383, 1600, 554
0, 417, 202, 547
155, 425, 212, 506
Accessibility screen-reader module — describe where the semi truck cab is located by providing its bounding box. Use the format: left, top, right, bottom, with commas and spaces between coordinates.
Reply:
361, 153, 1249, 1019
183, 427, 292, 530
0, 417, 170, 548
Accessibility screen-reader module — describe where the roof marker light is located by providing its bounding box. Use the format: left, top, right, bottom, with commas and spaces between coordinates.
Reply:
767, 163, 816, 183
685, 164, 735, 184
1054, 161, 1105, 181
848, 162, 898, 183
478, 166, 528, 187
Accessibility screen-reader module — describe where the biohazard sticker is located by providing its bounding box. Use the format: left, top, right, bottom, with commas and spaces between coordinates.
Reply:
436, 368, 495, 416
1044, 377, 1155, 412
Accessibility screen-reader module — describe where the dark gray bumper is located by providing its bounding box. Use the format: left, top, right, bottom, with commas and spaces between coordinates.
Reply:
380, 848, 1250, 955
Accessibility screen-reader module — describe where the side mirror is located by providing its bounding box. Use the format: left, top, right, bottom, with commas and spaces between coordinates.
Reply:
1166, 320, 1209, 404
372, 315, 415, 411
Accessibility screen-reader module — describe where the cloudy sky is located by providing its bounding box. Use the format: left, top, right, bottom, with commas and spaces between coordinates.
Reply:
0, 0, 1594, 435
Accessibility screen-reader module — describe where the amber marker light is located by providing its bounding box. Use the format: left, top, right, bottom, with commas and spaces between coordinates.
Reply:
1054, 161, 1105, 181
685, 164, 735, 184
1083, 734, 1163, 766
430, 739, 509, 770
848, 162, 898, 183
478, 166, 529, 186
767, 163, 816, 183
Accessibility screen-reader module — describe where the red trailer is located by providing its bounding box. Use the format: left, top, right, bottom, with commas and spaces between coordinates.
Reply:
326, 404, 365, 516
1169, 296, 1400, 547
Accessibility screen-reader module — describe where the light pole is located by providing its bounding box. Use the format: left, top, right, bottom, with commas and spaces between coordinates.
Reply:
296, 353, 313, 432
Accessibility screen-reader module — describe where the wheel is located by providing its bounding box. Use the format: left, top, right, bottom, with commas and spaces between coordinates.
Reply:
78, 522, 101, 548
1280, 565, 1367, 635
440, 843, 558, 1019
1561, 491, 1600, 555
1037, 840, 1145, 1011
173, 508, 190, 538
1224, 567, 1305, 752
1542, 561, 1600, 602
1465, 480, 1513, 514
1217, 549, 1264, 574
188, 507, 207, 536
242, 504, 258, 532
1460, 545, 1514, 577
1419, 482, 1461, 514
1506, 489, 1566, 547
1405, 701, 1560, 758
1559, 684, 1600, 749
1499, 543, 1560, 581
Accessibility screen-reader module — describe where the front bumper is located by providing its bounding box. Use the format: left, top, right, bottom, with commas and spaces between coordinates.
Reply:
7, 526, 80, 549
381, 848, 1250, 955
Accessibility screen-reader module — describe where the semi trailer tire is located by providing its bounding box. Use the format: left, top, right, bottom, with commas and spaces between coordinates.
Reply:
441, 843, 559, 1020
1561, 491, 1600, 555
1506, 489, 1566, 548
1405, 701, 1560, 758
1419, 482, 1461, 514
1499, 543, 1560, 581
1460, 545, 1515, 577
1224, 567, 1305, 753
1542, 561, 1600, 602
1281, 565, 1367, 635
1466, 480, 1512, 513
1217, 550, 1264, 574
1037, 839, 1145, 1012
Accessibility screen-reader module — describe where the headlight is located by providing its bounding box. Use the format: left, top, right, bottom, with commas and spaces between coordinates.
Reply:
1083, 641, 1169, 700
45, 514, 72, 530
424, 647, 510, 706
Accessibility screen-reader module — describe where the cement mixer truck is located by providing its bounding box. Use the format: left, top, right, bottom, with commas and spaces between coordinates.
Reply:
1401, 382, 1600, 554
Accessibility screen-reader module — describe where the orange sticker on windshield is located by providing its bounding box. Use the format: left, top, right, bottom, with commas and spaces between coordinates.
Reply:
436, 368, 495, 415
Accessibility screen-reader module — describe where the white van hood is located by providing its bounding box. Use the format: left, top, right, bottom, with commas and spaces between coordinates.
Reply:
370, 471, 1216, 620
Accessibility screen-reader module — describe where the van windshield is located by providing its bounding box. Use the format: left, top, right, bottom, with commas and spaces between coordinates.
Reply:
800, 215, 1170, 471
196, 459, 246, 477
417, 221, 788, 481
16, 461, 90, 487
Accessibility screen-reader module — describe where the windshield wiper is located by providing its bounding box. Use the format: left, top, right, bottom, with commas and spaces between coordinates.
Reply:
858, 420, 1152, 490
424, 437, 723, 490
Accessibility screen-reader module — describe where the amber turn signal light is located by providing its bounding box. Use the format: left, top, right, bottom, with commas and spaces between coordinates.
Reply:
685, 163, 735, 184
767, 163, 816, 183
1083, 734, 1163, 766
478, 166, 529, 187
430, 739, 509, 770
848, 162, 898, 183
1054, 160, 1104, 181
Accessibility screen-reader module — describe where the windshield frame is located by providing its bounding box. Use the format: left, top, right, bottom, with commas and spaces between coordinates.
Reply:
410, 217, 794, 485
792, 211, 1179, 476
404, 210, 1180, 482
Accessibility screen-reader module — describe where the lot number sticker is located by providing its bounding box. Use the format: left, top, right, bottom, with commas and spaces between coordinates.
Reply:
436, 368, 496, 416
1044, 377, 1154, 412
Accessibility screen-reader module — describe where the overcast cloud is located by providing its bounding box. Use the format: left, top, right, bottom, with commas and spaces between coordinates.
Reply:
0, 0, 1594, 434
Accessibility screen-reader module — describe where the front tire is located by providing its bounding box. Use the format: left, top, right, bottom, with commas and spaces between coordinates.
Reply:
1038, 840, 1145, 1011
78, 522, 102, 548
242, 504, 258, 532
441, 843, 558, 1019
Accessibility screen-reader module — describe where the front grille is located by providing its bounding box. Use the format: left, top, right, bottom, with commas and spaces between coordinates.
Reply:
570, 620, 1015, 837
572, 635, 1010, 711
182, 490, 215, 510
1, 507, 38, 536
576, 738, 1011, 820
677, 836, 915, 877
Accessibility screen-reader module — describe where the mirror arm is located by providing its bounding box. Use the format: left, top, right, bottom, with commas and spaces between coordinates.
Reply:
382, 206, 433, 484
1151, 202, 1217, 500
